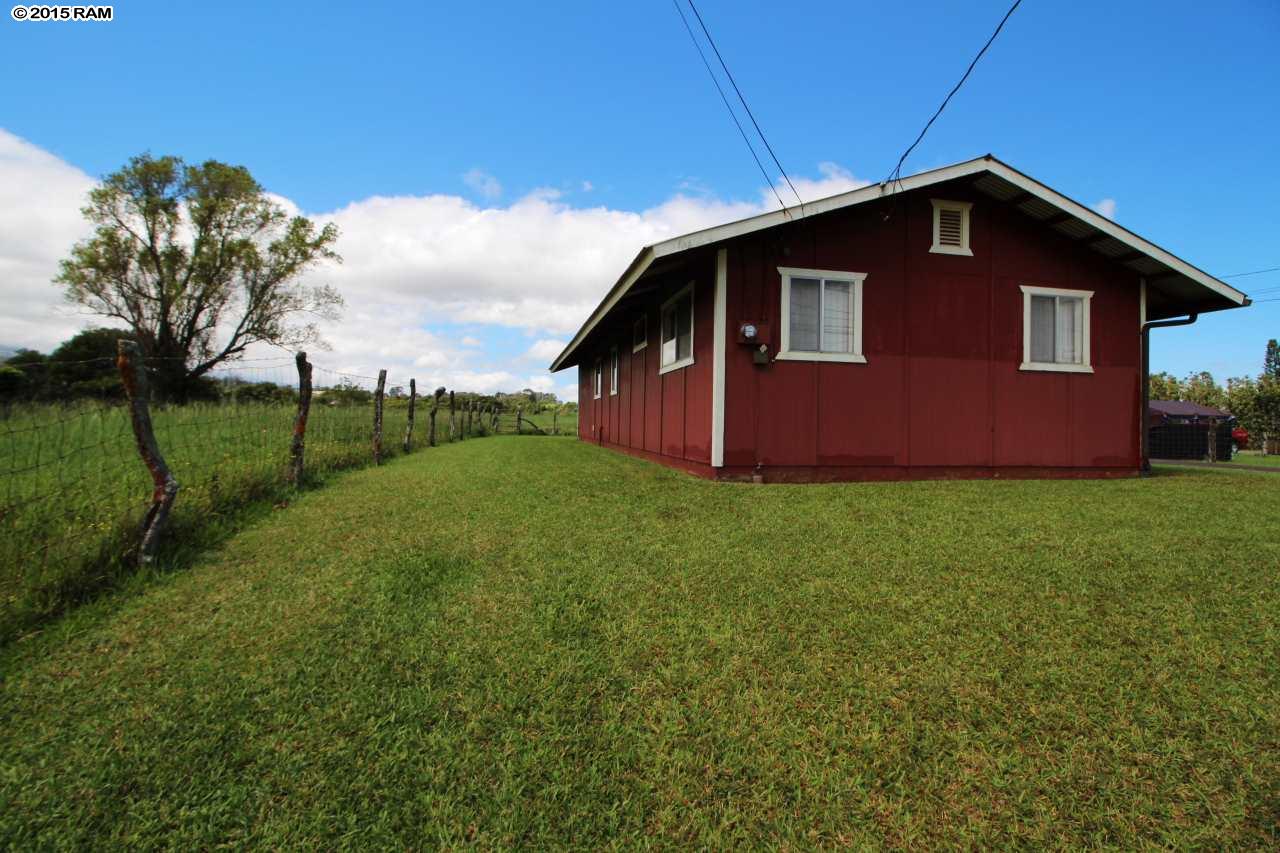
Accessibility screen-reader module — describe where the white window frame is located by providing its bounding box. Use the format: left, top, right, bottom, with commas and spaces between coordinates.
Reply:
1019, 284, 1094, 374
593, 358, 602, 398
658, 282, 695, 375
609, 345, 619, 395
777, 267, 867, 364
930, 198, 973, 256
632, 314, 647, 353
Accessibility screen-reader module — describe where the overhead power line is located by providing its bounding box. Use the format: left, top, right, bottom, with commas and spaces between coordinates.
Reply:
684, 0, 804, 209
886, 0, 1024, 186
671, 0, 788, 212
1222, 266, 1280, 278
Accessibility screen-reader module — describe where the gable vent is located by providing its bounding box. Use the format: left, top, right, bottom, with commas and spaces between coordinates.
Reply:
930, 199, 973, 257
938, 208, 963, 246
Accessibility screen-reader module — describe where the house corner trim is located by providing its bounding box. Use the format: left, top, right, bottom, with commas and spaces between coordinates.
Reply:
711, 247, 727, 468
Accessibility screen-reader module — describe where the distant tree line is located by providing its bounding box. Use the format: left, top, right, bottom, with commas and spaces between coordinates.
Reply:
1150, 339, 1280, 439
0, 328, 577, 416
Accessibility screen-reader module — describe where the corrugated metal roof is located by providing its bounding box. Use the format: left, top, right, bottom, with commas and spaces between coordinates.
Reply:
1149, 400, 1231, 418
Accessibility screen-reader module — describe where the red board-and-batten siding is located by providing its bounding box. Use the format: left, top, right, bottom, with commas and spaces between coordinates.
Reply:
581, 181, 1142, 481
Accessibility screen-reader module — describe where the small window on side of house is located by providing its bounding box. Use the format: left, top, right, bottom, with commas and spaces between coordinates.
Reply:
930, 199, 973, 256
1020, 285, 1093, 373
593, 358, 602, 398
609, 346, 619, 395
659, 283, 695, 374
633, 315, 647, 353
777, 267, 867, 363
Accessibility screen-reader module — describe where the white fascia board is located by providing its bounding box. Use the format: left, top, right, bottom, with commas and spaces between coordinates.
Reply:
549, 246, 655, 372
651, 158, 994, 256
981, 160, 1245, 307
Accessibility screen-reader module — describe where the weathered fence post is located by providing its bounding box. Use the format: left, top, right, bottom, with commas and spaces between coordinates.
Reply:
492, 404, 500, 433
287, 351, 313, 484
1206, 417, 1219, 463
117, 340, 180, 567
429, 387, 445, 447
403, 378, 417, 453
516, 405, 523, 434
552, 406, 559, 436
372, 369, 387, 464
449, 391, 456, 442
467, 401, 475, 436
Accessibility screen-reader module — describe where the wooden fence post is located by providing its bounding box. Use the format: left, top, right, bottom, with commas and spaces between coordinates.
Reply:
403, 378, 417, 453
372, 369, 387, 464
449, 391, 456, 441
552, 406, 559, 436
468, 401, 475, 436
492, 404, 500, 433
516, 405, 523, 434
116, 340, 180, 567
429, 386, 444, 447
1206, 417, 1218, 463
287, 351, 313, 484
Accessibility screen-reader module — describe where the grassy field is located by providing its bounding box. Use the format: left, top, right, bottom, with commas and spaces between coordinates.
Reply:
1, 439, 1276, 847
0, 399, 423, 643
1225, 450, 1280, 468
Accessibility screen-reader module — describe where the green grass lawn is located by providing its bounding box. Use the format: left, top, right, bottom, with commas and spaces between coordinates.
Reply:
0, 398, 464, 642
1225, 451, 1280, 468
2, 439, 1277, 847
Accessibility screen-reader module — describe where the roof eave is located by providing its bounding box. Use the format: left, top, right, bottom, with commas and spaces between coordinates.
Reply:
549, 155, 1248, 371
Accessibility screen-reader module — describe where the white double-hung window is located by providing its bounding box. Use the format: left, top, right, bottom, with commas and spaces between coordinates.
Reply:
593, 358, 602, 398
777, 267, 867, 363
1020, 285, 1093, 373
659, 283, 695, 374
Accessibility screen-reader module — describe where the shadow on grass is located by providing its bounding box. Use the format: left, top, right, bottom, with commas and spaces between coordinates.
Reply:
2, 449, 407, 647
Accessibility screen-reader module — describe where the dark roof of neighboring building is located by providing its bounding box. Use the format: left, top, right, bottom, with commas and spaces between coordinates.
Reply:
1149, 399, 1231, 418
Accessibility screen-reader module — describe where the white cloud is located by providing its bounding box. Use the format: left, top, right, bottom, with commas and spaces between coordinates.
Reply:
462, 168, 502, 200
778, 162, 869, 208
0, 128, 871, 398
0, 129, 98, 351
1094, 198, 1117, 219
523, 339, 567, 362
581, 180, 594, 192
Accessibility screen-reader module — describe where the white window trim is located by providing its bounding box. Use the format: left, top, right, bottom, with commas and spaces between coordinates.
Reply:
930, 198, 974, 256
593, 358, 602, 398
658, 281, 695, 375
777, 267, 867, 364
609, 345, 619, 395
632, 314, 647, 353
1019, 284, 1094, 374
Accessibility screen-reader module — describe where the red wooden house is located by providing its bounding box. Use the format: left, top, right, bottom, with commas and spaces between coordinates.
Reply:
549, 156, 1250, 481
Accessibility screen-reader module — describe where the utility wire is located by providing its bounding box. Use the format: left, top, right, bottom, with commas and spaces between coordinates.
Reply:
1222, 266, 1280, 278
684, 0, 804, 209
671, 0, 788, 212
885, 0, 1024, 187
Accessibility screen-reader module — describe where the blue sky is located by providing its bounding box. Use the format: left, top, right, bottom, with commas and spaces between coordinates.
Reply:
2, 0, 1278, 394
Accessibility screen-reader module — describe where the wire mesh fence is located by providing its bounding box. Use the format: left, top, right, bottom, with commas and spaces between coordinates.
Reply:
0, 350, 572, 643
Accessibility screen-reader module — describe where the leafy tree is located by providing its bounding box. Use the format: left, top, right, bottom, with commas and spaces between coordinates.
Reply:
48, 327, 133, 399
225, 381, 296, 404
1226, 376, 1262, 436
1, 349, 49, 400
1148, 371, 1182, 401
0, 365, 26, 407
321, 379, 373, 406
1265, 339, 1280, 382
1181, 371, 1227, 410
55, 153, 343, 401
